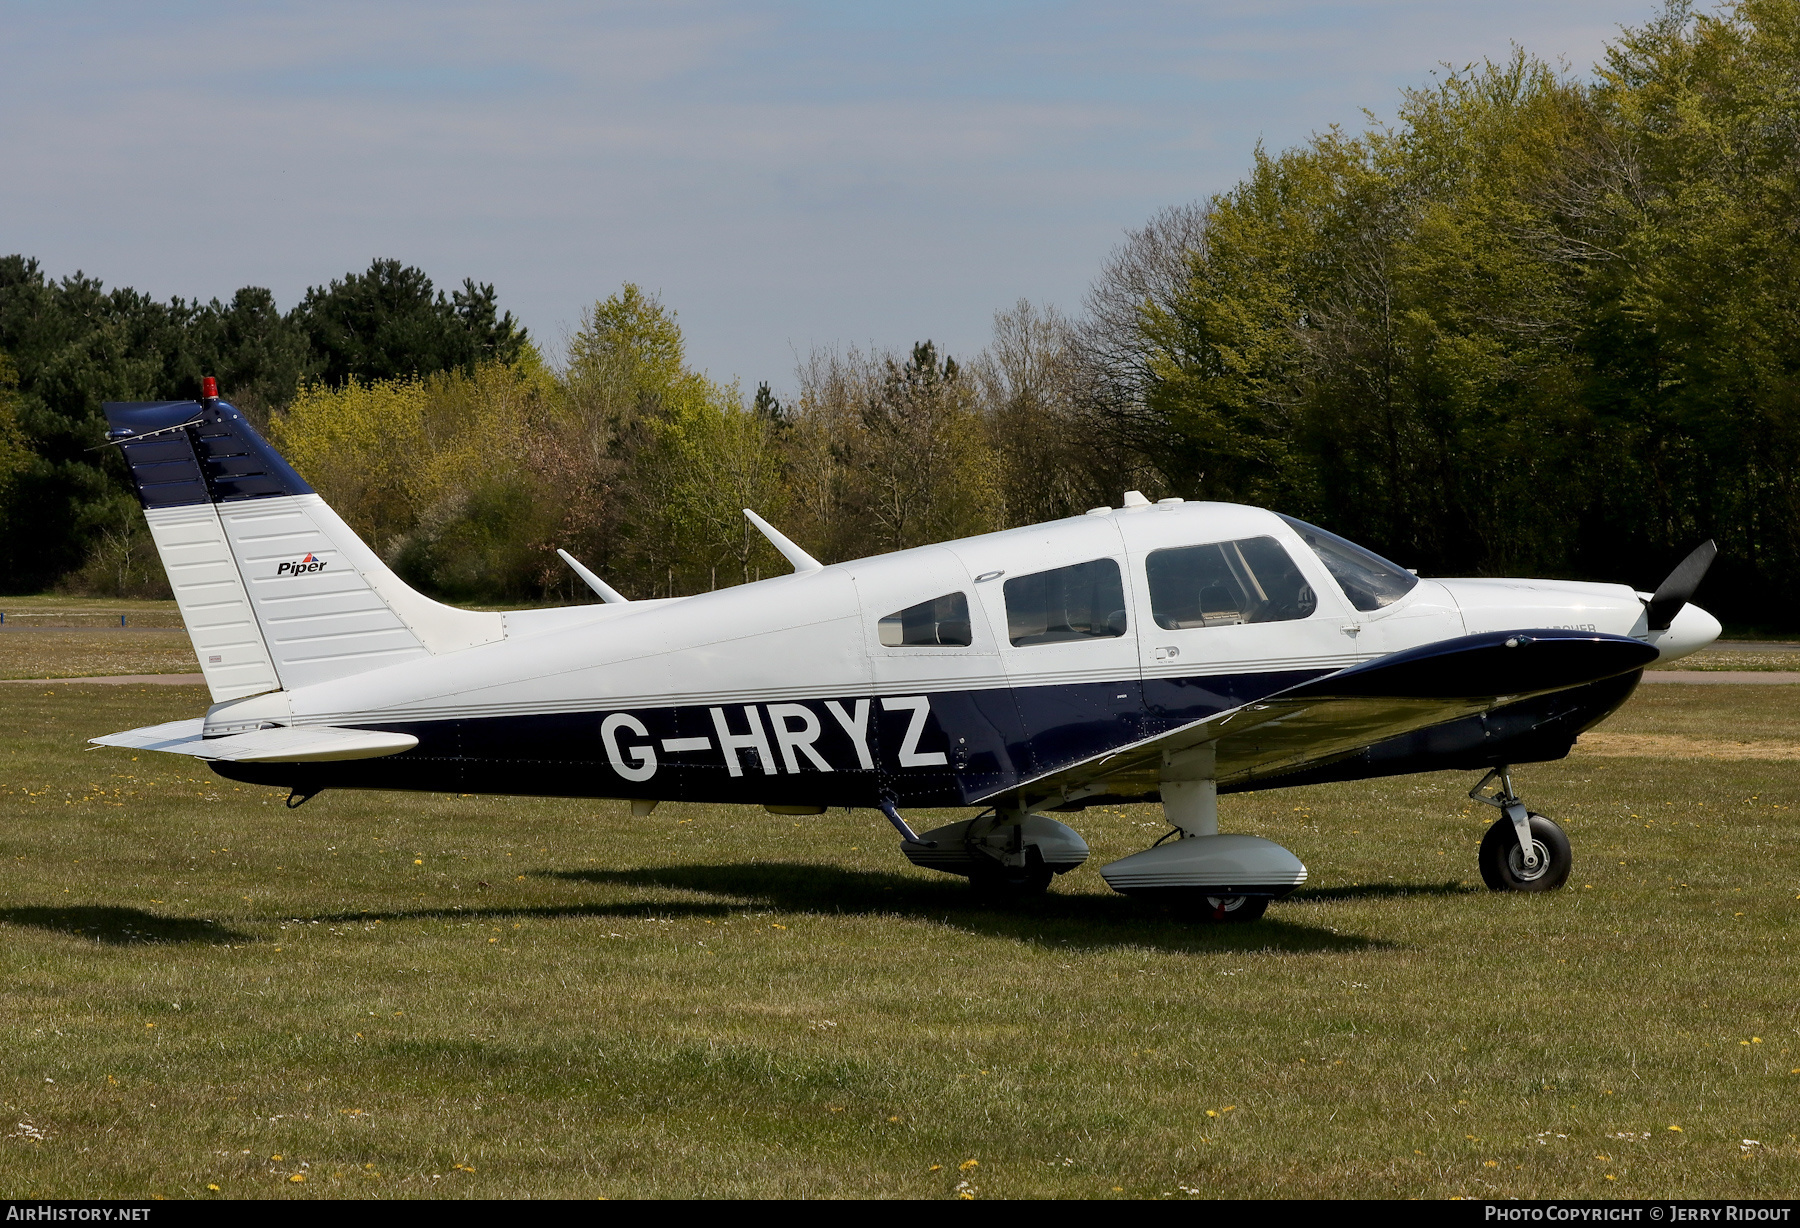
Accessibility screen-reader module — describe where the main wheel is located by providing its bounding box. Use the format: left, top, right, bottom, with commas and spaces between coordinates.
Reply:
1478, 813, 1571, 892
968, 855, 1053, 898
1125, 890, 1272, 921
1202, 894, 1269, 923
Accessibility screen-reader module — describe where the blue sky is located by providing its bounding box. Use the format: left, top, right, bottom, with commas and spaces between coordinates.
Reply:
2, 1, 1653, 393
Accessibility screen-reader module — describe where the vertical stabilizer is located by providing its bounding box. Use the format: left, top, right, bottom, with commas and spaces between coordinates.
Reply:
104, 393, 503, 702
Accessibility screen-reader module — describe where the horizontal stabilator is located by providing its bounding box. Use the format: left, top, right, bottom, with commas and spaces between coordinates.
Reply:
1282, 629, 1660, 702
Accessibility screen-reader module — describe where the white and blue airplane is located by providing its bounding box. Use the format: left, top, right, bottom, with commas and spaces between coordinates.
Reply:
92, 381, 1721, 921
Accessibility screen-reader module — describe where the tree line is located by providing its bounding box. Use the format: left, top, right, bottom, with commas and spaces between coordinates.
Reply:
2, 0, 1795, 626
0, 256, 524, 592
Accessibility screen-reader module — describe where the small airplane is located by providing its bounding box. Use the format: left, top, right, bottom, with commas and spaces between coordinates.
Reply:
91, 380, 1721, 921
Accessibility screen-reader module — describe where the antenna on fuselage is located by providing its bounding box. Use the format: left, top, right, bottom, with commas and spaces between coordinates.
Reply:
743, 509, 823, 574
556, 549, 630, 604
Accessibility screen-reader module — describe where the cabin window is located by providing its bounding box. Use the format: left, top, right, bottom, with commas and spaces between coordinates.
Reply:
1003, 558, 1128, 646
1147, 537, 1317, 629
879, 592, 972, 647
1277, 514, 1417, 612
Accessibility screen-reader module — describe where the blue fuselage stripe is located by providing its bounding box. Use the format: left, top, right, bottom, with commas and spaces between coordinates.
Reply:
206, 667, 1638, 807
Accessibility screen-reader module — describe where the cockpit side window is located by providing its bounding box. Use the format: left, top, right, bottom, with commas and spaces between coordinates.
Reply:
1147, 537, 1317, 629
1003, 558, 1127, 646
1277, 514, 1418, 612
878, 592, 972, 647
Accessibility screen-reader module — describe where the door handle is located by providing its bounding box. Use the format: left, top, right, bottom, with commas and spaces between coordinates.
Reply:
1153, 646, 1181, 660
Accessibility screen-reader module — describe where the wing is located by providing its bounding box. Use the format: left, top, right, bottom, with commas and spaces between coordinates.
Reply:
979, 629, 1660, 807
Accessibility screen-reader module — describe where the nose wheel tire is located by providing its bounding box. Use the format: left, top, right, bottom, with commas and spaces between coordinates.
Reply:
1478, 813, 1571, 892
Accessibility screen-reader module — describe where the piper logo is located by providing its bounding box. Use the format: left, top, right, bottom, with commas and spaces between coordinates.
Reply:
276, 552, 326, 577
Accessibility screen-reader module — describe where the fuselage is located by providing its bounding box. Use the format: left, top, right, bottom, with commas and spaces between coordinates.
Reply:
204, 500, 1720, 810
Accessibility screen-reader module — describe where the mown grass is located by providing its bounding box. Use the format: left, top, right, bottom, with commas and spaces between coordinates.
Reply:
1649, 649, 1800, 672
2, 678, 1797, 1200
0, 631, 198, 680
0, 596, 184, 627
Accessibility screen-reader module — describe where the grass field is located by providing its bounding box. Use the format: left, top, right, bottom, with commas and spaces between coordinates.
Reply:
0, 596, 184, 627
2, 653, 1798, 1198
0, 631, 198, 680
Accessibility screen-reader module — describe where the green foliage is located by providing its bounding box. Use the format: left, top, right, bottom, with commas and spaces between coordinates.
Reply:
0, 353, 28, 507
294, 259, 526, 388
1129, 0, 1800, 619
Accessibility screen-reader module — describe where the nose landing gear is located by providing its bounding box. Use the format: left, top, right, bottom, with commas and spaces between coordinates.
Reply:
1470, 768, 1572, 892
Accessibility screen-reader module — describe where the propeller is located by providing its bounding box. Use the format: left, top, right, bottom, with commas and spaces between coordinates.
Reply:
1644, 539, 1717, 631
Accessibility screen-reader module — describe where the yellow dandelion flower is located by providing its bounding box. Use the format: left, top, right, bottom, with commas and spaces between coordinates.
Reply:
207, 1185, 220, 1192
1205, 1110, 1218, 1118
1668, 1125, 1683, 1132
290, 1173, 305, 1183
960, 1159, 979, 1171
928, 1165, 942, 1172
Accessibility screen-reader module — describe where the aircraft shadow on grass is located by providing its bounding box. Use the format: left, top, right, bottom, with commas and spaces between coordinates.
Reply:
526, 861, 1398, 955
1287, 880, 1480, 903
0, 905, 251, 945
0, 877, 1463, 956
279, 866, 1391, 954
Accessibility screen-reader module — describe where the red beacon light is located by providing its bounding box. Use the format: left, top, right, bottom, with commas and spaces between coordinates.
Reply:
200, 376, 218, 401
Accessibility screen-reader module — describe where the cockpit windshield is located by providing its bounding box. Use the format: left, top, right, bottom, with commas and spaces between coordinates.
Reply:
1277, 515, 1417, 612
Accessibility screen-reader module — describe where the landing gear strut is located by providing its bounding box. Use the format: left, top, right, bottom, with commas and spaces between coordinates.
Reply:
1470, 768, 1571, 892
964, 809, 1054, 897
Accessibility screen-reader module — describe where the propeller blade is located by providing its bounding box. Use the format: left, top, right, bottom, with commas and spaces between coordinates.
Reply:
1645, 539, 1717, 631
